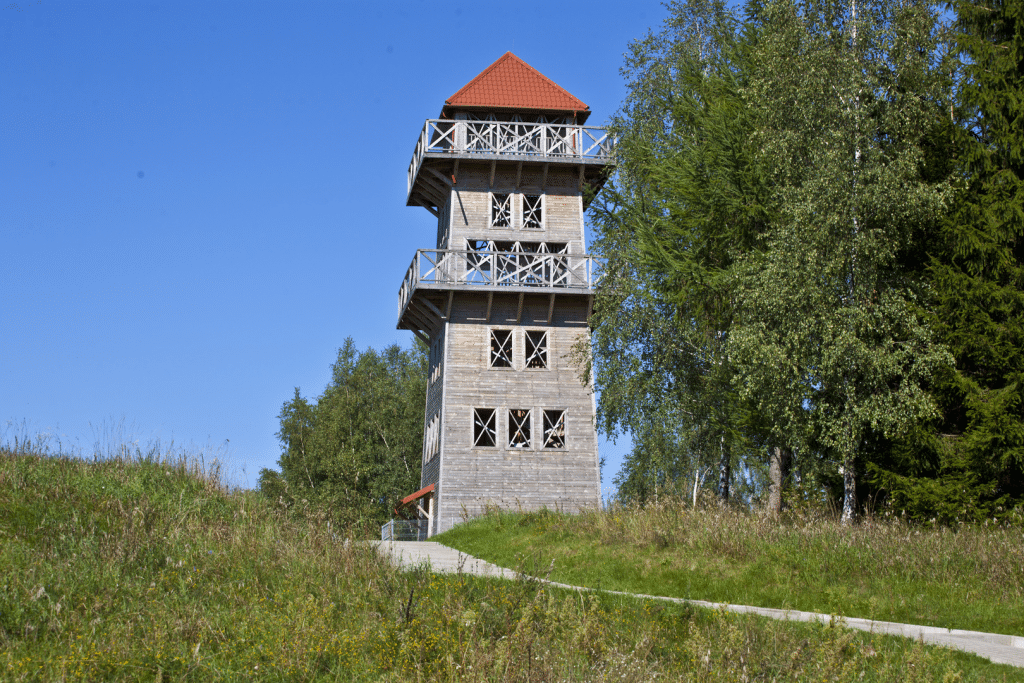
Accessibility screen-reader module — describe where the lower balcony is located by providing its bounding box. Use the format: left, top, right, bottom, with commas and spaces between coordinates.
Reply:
397, 249, 597, 340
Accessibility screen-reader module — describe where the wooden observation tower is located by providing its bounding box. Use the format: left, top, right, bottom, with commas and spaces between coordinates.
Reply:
396, 52, 614, 536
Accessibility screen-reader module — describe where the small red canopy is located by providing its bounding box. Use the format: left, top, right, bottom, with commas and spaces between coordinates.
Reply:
399, 483, 435, 506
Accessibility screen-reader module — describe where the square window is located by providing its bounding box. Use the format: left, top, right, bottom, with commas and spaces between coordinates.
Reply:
508, 409, 531, 448
473, 408, 496, 448
490, 329, 513, 368
491, 193, 511, 228
543, 410, 566, 449
523, 195, 543, 229
525, 330, 548, 369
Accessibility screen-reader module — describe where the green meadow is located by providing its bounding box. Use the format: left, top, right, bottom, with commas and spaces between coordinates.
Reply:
437, 502, 1024, 636
2, 445, 1022, 681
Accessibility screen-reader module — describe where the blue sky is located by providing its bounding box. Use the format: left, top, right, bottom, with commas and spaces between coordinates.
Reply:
1, 0, 658, 493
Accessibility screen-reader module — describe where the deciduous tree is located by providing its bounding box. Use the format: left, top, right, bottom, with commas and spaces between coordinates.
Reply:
258, 339, 427, 529
731, 0, 955, 523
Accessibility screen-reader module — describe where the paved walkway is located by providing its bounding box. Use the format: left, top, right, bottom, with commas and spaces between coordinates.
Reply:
374, 541, 1024, 669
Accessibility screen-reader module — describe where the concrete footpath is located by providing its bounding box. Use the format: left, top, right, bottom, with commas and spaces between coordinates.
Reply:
375, 541, 1024, 669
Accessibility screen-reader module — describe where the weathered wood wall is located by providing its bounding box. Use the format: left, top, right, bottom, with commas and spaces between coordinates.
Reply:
439, 164, 586, 251
417, 165, 601, 535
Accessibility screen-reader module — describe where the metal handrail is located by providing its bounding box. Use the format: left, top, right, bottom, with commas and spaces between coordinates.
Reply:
398, 249, 598, 320
407, 119, 615, 195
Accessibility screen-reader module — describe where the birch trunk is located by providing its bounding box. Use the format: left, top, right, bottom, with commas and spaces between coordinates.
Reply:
767, 446, 791, 515
717, 432, 730, 505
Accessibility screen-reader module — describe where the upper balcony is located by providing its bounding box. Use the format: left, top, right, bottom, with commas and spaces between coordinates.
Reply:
406, 119, 615, 211
397, 248, 598, 339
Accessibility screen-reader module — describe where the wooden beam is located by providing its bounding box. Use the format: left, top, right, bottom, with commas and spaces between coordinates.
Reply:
418, 296, 445, 321
577, 164, 585, 192
587, 294, 594, 322
411, 328, 430, 345
515, 292, 524, 324
416, 176, 448, 206
515, 160, 523, 191
421, 187, 450, 211
419, 172, 449, 197
404, 303, 437, 336
485, 291, 493, 323
454, 187, 468, 226
402, 306, 430, 333
547, 292, 556, 324
489, 159, 497, 188
540, 162, 549, 192
444, 291, 453, 320
452, 159, 459, 183
413, 197, 439, 217
408, 300, 441, 330
424, 166, 454, 187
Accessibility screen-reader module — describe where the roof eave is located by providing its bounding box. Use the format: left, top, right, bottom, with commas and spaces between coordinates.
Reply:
439, 103, 592, 124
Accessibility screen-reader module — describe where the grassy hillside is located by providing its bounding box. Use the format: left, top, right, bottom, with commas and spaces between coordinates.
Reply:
437, 503, 1024, 636
2, 447, 1021, 681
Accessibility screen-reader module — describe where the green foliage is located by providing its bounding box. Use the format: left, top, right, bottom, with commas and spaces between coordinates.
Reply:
588, 0, 770, 504
594, 0, 968, 520
2, 447, 1015, 681
729, 0, 957, 523
869, 0, 1024, 522
259, 338, 427, 531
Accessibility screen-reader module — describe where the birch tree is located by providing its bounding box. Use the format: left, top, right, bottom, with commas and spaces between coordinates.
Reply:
731, 0, 955, 523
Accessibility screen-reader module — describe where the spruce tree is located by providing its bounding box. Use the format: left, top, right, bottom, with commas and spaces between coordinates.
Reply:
871, 0, 1024, 521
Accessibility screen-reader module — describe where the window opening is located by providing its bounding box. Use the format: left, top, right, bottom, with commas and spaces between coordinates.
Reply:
508, 409, 531, 448
525, 330, 548, 369
429, 333, 444, 385
473, 408, 496, 448
491, 193, 511, 228
490, 329, 513, 368
543, 410, 566, 449
437, 200, 451, 248
523, 195, 543, 229
424, 413, 441, 463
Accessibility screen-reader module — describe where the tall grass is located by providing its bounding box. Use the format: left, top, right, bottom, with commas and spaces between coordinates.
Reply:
1, 444, 1020, 681
438, 499, 1024, 636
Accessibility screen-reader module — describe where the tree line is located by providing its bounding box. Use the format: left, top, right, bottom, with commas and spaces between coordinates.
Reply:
258, 339, 427, 530
259, 0, 1021, 528
588, 0, 1024, 523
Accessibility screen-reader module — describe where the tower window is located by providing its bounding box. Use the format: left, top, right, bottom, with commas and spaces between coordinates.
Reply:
543, 410, 566, 449
490, 329, 513, 368
508, 409, 531, 448
491, 193, 511, 228
525, 330, 548, 369
473, 408, 496, 448
523, 195, 543, 229
424, 412, 441, 463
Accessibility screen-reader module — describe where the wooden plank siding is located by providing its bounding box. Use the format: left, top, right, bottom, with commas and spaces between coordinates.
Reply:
410, 159, 601, 536
424, 295, 600, 533
440, 166, 588, 251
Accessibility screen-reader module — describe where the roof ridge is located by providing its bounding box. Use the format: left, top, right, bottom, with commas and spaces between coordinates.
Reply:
443, 52, 589, 115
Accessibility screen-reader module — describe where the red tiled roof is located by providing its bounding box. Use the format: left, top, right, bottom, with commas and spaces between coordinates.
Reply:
443, 52, 590, 117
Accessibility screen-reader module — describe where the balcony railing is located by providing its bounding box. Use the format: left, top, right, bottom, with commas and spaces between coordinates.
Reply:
407, 119, 614, 196
398, 249, 598, 321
